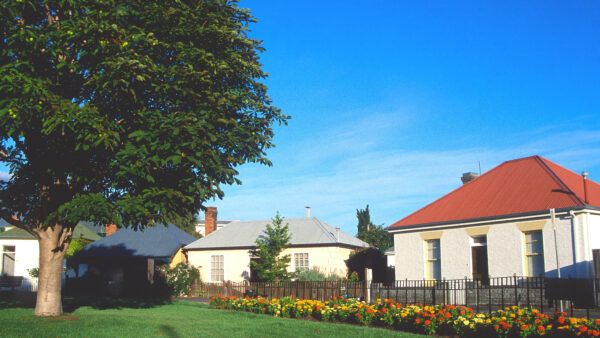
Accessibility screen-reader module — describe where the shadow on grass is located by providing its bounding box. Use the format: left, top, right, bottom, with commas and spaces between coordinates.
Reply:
157, 324, 180, 338
63, 296, 172, 312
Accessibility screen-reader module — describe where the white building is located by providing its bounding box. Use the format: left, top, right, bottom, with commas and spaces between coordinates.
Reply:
388, 155, 600, 281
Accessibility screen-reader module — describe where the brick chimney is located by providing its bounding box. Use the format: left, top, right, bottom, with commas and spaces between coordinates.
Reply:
461, 172, 479, 185
204, 207, 217, 236
105, 223, 118, 236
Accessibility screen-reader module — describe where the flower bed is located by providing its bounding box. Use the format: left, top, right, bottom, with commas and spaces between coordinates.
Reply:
210, 295, 600, 337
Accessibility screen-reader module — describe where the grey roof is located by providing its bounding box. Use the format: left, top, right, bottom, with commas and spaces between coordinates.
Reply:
185, 217, 368, 250
77, 223, 196, 258
0, 223, 101, 241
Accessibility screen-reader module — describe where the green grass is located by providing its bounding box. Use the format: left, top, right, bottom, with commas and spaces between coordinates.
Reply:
0, 300, 425, 337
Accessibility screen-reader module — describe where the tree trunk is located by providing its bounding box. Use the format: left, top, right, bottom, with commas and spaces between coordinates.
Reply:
34, 226, 70, 317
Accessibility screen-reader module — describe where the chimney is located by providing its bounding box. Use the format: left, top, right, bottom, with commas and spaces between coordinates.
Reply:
204, 207, 218, 236
582, 170, 589, 204
461, 172, 479, 185
105, 223, 118, 236
335, 226, 340, 242
305, 206, 311, 218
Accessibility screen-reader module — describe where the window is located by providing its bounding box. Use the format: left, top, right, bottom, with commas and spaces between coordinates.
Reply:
425, 239, 441, 280
2, 245, 15, 276
294, 253, 309, 272
210, 255, 224, 282
524, 231, 544, 277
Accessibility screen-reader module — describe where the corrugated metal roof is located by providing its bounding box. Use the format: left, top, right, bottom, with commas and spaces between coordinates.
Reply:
77, 224, 196, 258
185, 217, 367, 250
0, 223, 101, 241
389, 155, 600, 229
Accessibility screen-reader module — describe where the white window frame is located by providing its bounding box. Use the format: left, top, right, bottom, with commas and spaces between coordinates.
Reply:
2, 245, 16, 276
523, 231, 544, 277
209, 254, 225, 282
425, 239, 441, 280
293, 252, 310, 272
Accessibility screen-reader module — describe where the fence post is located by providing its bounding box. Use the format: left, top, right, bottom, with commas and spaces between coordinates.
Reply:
365, 268, 372, 304
514, 274, 518, 306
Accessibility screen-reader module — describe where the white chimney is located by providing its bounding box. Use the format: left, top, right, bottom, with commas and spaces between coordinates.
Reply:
305, 206, 311, 218
335, 226, 340, 242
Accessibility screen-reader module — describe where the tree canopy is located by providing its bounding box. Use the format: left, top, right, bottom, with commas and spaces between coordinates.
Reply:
356, 205, 393, 251
250, 212, 292, 282
0, 0, 287, 316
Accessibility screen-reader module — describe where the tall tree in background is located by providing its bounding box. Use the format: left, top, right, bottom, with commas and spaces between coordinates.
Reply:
0, 0, 287, 316
356, 205, 393, 251
250, 212, 292, 282
175, 212, 202, 239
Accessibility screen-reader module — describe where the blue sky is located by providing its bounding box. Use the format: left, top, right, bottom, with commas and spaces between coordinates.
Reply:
2, 1, 599, 235
208, 0, 600, 234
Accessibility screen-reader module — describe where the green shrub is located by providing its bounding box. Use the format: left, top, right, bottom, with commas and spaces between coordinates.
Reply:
157, 263, 200, 297
296, 268, 344, 282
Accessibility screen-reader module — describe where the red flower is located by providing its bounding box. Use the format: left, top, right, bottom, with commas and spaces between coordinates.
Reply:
460, 310, 465, 315
494, 325, 500, 330
217, 293, 222, 298
444, 312, 452, 318
595, 319, 600, 326
424, 320, 431, 326
211, 296, 215, 300
415, 318, 421, 324
579, 326, 588, 332
356, 313, 362, 318
367, 308, 374, 314
537, 325, 545, 332
521, 324, 529, 330
558, 316, 566, 324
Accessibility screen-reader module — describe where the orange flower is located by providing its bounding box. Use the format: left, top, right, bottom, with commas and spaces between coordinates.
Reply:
460, 310, 465, 315
558, 316, 566, 324
537, 325, 545, 332
595, 319, 600, 326
356, 313, 362, 318
444, 312, 452, 318
424, 320, 431, 326
415, 318, 421, 324
217, 293, 222, 298
367, 308, 374, 314
521, 324, 529, 330
494, 325, 500, 330
579, 326, 588, 332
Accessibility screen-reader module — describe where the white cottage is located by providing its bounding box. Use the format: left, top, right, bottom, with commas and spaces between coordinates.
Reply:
388, 155, 600, 281
185, 214, 367, 282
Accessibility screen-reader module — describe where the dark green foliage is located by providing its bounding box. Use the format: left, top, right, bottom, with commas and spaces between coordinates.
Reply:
0, 0, 287, 232
157, 263, 201, 297
356, 205, 393, 251
174, 213, 201, 239
64, 238, 91, 269
250, 213, 292, 282
346, 247, 394, 283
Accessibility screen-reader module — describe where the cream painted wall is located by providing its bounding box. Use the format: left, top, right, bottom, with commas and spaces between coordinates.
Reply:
187, 246, 356, 283
393, 213, 596, 281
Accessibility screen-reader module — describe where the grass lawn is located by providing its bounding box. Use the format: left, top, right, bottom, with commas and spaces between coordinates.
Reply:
0, 300, 425, 337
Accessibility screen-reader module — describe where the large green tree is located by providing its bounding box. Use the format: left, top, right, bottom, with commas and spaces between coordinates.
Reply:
356, 205, 393, 251
0, 0, 286, 316
250, 212, 292, 282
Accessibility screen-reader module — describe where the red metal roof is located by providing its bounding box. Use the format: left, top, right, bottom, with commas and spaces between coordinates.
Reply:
389, 155, 600, 229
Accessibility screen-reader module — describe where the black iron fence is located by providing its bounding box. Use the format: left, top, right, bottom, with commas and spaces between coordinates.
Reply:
371, 276, 600, 315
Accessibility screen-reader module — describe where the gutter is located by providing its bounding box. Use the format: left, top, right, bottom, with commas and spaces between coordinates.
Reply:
387, 206, 600, 234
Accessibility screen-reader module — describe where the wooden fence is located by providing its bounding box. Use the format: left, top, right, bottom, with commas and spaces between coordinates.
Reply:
192, 280, 366, 302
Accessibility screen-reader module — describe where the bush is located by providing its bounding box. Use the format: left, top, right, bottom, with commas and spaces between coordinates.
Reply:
296, 268, 344, 282
157, 263, 200, 297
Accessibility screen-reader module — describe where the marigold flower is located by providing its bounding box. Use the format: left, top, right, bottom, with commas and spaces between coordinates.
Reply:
558, 316, 566, 324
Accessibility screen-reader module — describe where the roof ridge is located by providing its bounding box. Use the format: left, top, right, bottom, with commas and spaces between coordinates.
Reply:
535, 156, 585, 206
311, 217, 338, 242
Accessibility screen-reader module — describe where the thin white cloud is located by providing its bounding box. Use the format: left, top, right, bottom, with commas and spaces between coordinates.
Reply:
212, 127, 600, 236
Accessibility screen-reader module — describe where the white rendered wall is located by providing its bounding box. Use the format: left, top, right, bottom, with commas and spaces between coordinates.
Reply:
0, 239, 39, 289
394, 232, 424, 280
393, 213, 594, 281
439, 228, 471, 279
